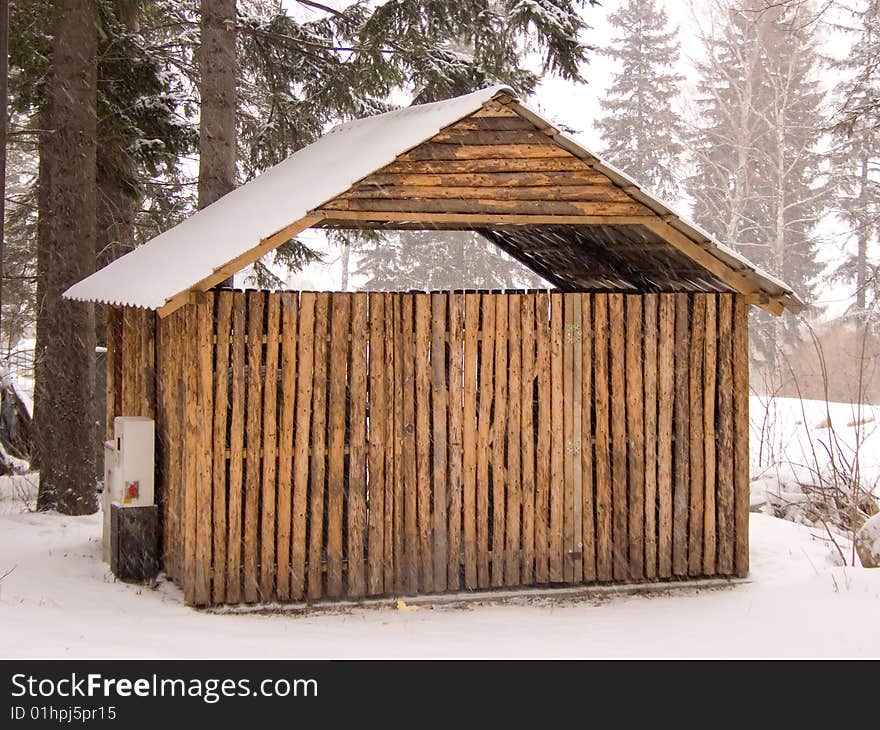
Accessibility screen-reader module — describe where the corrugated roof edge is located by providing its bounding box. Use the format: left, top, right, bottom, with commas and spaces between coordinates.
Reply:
508, 99, 806, 314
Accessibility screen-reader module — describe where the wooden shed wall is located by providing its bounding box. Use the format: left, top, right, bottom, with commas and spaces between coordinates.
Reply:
107, 290, 750, 607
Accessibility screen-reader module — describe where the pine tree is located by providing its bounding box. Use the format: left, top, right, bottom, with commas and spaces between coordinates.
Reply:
594, 0, 686, 203
33, 0, 99, 514
829, 0, 880, 317
688, 1, 826, 367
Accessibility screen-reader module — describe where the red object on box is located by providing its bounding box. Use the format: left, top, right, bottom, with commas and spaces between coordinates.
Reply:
126, 482, 139, 498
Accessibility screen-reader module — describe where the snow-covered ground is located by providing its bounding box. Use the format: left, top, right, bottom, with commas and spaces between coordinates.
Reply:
1, 471, 878, 658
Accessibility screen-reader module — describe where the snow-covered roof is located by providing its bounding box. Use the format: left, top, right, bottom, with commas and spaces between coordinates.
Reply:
64, 85, 803, 314
65, 86, 514, 310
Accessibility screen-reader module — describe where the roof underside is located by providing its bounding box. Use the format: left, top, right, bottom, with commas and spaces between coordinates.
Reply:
63, 85, 803, 316
480, 225, 737, 292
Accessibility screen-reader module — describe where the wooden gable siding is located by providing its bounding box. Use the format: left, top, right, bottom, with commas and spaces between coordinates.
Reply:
317, 102, 655, 223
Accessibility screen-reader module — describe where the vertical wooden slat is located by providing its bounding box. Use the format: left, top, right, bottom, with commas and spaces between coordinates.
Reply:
688, 294, 706, 576
703, 295, 718, 575
414, 294, 433, 592
505, 294, 522, 586
462, 294, 479, 589
348, 293, 368, 598
733, 296, 750, 576
571, 295, 583, 583
476, 294, 495, 588
717, 295, 735, 574
431, 293, 448, 593
593, 294, 612, 582
195, 294, 214, 606
580, 294, 596, 582
643, 294, 659, 579
226, 293, 246, 603
609, 293, 628, 581
326, 294, 350, 599
672, 293, 690, 577
182, 311, 198, 605
211, 293, 232, 604
562, 294, 576, 583
549, 292, 564, 582
276, 293, 298, 601
105, 308, 117, 439
307, 293, 330, 600
291, 293, 315, 600
383, 292, 396, 592
243, 292, 265, 603
447, 293, 464, 591
520, 295, 536, 584
401, 295, 418, 594
625, 295, 645, 581
535, 293, 551, 583
491, 294, 509, 587
367, 293, 387, 595
657, 295, 675, 578
259, 295, 281, 600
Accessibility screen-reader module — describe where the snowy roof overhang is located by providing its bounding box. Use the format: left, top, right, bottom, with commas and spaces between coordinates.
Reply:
63, 85, 804, 317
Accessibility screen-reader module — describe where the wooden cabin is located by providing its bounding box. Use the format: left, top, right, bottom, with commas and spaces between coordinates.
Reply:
65, 86, 802, 607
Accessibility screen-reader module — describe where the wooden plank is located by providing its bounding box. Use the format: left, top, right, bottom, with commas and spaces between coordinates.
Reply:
470, 103, 521, 118
346, 184, 630, 203
414, 294, 433, 592
549, 292, 564, 582
348, 293, 368, 598
182, 312, 198, 605
534, 292, 551, 583
194, 297, 214, 606
243, 292, 264, 603
609, 293, 628, 581
643, 294, 659, 579
703, 295, 718, 575
383, 293, 395, 592
626, 296, 645, 581
657, 295, 675, 578
401, 143, 571, 161
275, 293, 298, 601
367, 293, 386, 595
672, 294, 690, 577
593, 295, 612, 582
688, 295, 706, 577
580, 294, 596, 582
105, 308, 117, 440
431, 293, 449, 593
259, 295, 281, 600
571, 296, 583, 583
431, 129, 559, 145
226, 293, 246, 602
476, 294, 495, 588
562, 294, 576, 583
317, 210, 656, 228
520, 295, 536, 584
642, 220, 785, 316
307, 293, 330, 600
716, 295, 735, 574
393, 295, 407, 592
326, 294, 350, 599
506, 294, 522, 586
447, 293, 464, 591
381, 157, 597, 174
211, 292, 232, 604
462, 294, 479, 589
290, 293, 315, 600
323, 197, 651, 218
733, 296, 750, 576
359, 171, 612, 188
491, 294, 509, 587
444, 116, 540, 131
401, 295, 419, 594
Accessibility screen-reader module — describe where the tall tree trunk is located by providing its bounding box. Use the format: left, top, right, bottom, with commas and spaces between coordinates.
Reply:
34, 0, 98, 514
856, 154, 869, 312
0, 0, 7, 339
198, 0, 237, 286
